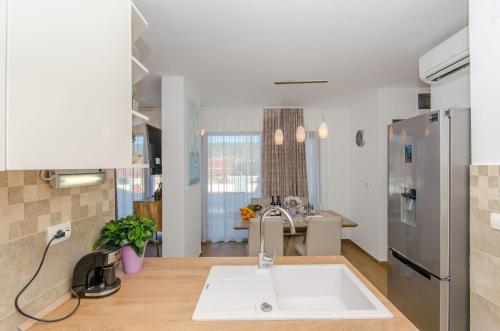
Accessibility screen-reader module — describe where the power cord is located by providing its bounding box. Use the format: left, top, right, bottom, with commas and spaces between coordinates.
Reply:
15, 230, 81, 323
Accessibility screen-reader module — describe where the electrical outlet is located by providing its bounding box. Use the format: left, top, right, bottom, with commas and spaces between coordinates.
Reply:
490, 213, 500, 231
46, 221, 71, 246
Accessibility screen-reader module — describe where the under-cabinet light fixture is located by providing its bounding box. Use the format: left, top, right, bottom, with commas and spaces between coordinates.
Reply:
43, 169, 107, 189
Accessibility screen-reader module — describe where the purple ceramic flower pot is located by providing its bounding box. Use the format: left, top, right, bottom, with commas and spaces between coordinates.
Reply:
121, 245, 144, 274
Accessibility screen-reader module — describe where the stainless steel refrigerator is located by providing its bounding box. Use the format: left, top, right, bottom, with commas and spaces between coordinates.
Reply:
387, 108, 470, 331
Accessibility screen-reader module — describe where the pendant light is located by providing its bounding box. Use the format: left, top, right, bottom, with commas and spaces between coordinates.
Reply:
318, 114, 328, 139
274, 128, 284, 145
296, 125, 306, 143
274, 107, 284, 145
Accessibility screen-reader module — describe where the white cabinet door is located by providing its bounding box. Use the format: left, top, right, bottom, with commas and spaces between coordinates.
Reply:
0, 0, 6, 170
6, 0, 131, 169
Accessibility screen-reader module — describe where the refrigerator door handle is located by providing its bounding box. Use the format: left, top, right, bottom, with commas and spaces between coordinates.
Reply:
390, 249, 432, 280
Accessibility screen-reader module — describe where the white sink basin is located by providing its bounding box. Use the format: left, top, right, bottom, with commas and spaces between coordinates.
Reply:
192, 264, 393, 321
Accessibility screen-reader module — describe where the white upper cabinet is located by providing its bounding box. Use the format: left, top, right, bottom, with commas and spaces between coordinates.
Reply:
0, 0, 6, 170
5, 0, 132, 169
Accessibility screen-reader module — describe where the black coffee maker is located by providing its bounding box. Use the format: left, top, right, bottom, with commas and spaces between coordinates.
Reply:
72, 246, 122, 298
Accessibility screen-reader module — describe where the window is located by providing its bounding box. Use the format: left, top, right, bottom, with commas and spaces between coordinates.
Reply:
306, 131, 321, 208
202, 133, 261, 242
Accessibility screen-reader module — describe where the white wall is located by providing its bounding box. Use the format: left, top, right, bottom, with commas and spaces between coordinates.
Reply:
349, 88, 420, 261
349, 90, 381, 258
200, 107, 263, 132
431, 73, 470, 111
303, 108, 351, 223
470, 0, 500, 164
162, 76, 201, 257
184, 82, 202, 256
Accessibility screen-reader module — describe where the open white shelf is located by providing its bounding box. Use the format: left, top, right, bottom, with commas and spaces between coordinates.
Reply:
131, 110, 149, 125
130, 2, 150, 169
131, 163, 149, 169
132, 56, 149, 85
131, 2, 148, 42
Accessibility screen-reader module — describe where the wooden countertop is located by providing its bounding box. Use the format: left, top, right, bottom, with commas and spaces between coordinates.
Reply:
234, 210, 358, 230
31, 256, 415, 331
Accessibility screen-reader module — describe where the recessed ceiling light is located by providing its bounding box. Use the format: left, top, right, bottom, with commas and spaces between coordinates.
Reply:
274, 80, 328, 85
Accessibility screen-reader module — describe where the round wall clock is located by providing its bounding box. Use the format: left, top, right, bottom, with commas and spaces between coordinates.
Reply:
355, 130, 365, 147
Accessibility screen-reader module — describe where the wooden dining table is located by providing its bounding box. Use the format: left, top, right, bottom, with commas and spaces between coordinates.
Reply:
233, 210, 358, 231
233, 210, 358, 256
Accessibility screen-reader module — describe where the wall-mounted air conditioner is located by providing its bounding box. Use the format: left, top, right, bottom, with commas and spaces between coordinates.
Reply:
419, 27, 470, 85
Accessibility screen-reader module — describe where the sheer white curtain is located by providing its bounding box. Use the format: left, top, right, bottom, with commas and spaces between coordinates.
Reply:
202, 133, 261, 243
306, 131, 321, 208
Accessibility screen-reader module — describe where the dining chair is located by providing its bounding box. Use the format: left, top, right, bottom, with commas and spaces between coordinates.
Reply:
246, 217, 284, 257
294, 217, 341, 256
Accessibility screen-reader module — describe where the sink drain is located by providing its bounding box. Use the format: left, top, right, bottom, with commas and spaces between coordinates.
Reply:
261, 302, 272, 312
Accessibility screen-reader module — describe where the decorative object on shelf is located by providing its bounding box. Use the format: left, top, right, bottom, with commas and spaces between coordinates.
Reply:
356, 130, 365, 147
132, 99, 139, 112
132, 88, 139, 111
274, 128, 284, 145
94, 216, 155, 274
295, 125, 306, 143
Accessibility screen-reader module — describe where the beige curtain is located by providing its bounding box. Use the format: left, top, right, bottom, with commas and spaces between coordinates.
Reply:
262, 108, 308, 200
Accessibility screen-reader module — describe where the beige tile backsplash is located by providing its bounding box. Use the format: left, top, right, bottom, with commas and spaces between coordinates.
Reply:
470, 165, 500, 330
0, 170, 116, 330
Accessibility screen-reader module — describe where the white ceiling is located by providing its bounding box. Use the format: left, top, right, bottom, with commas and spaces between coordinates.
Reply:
134, 0, 468, 108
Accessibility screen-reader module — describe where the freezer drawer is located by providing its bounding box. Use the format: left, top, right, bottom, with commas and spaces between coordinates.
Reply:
388, 249, 448, 331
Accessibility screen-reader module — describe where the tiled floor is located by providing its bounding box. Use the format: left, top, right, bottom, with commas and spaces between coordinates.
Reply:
200, 239, 388, 296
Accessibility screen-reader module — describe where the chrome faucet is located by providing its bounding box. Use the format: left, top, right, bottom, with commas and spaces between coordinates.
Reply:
258, 206, 296, 269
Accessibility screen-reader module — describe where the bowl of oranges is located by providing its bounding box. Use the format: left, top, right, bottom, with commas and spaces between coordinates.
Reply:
239, 204, 262, 220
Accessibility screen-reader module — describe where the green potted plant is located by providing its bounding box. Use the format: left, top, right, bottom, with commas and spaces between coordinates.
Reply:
94, 216, 155, 274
